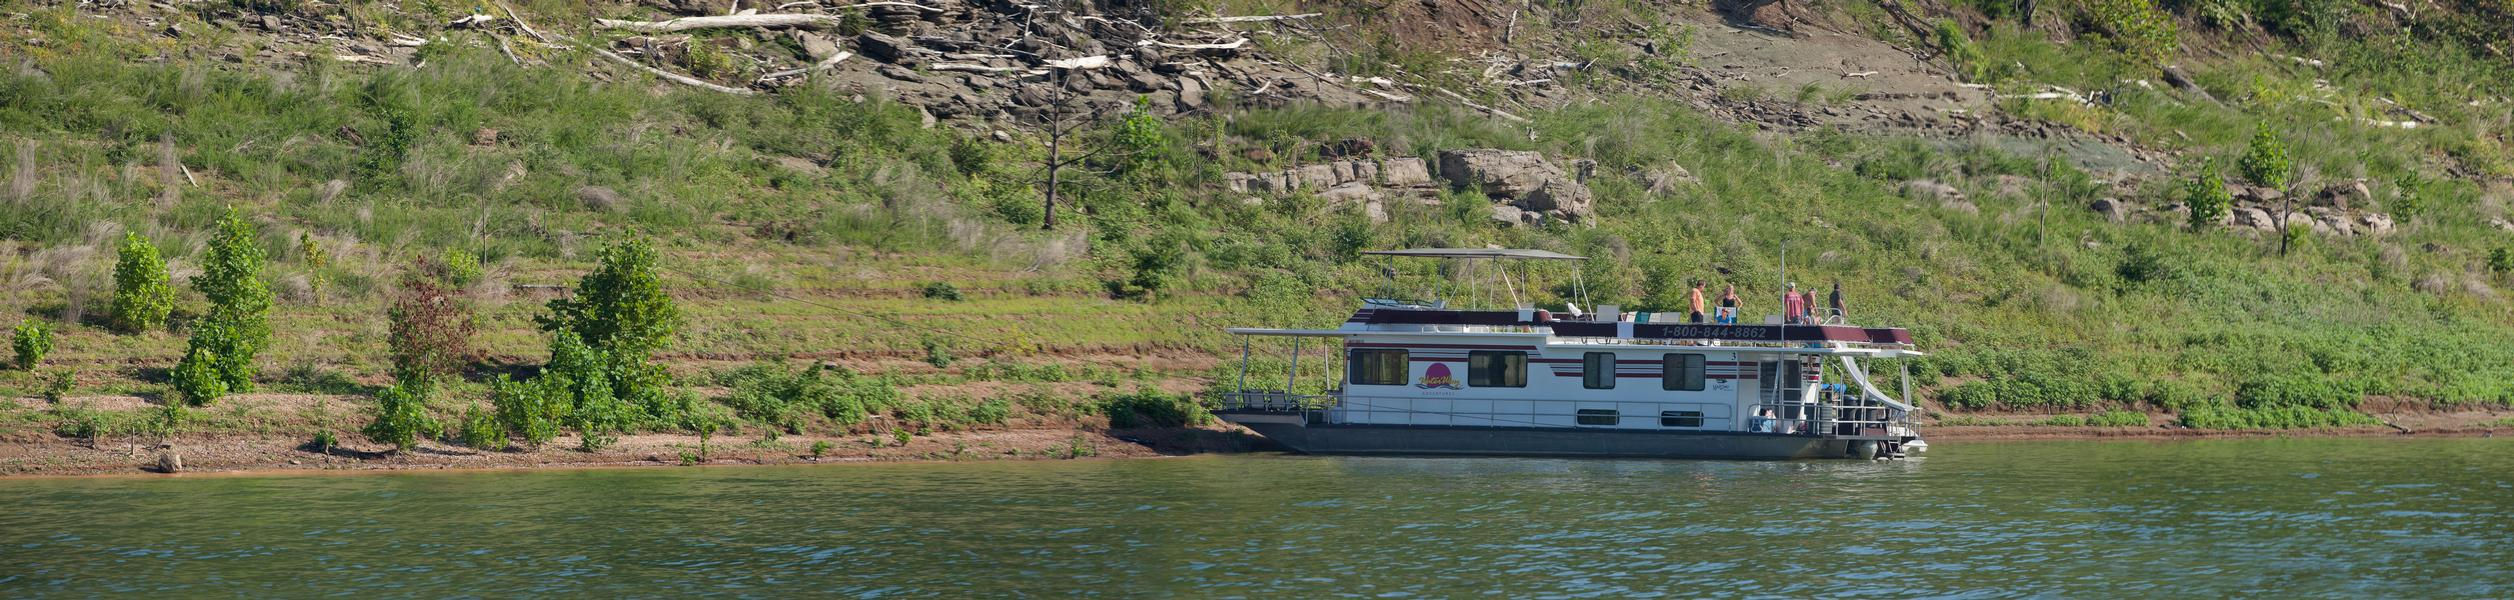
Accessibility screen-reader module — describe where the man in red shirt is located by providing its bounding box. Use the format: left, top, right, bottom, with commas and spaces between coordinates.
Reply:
1783, 282, 1807, 324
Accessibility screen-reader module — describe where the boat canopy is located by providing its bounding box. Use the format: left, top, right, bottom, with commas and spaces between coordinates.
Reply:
1362, 248, 1586, 261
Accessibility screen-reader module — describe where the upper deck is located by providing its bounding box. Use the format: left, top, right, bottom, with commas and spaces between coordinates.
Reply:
1339, 306, 1916, 350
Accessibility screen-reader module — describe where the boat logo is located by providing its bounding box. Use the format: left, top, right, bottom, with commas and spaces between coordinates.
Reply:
1415, 363, 1462, 390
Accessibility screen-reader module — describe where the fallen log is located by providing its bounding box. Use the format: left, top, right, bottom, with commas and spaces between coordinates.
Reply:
757, 50, 853, 81
594, 48, 757, 94
1177, 13, 1321, 24
594, 6, 939, 32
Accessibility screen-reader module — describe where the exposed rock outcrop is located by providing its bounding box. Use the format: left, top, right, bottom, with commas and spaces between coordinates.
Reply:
1436, 149, 1597, 224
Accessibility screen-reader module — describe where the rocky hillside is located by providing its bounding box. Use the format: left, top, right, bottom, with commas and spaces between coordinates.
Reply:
4, 0, 2514, 439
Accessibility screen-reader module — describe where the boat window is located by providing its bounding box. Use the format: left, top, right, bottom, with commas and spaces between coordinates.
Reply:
1582, 352, 1615, 389
1576, 409, 1619, 425
1660, 410, 1704, 427
1348, 350, 1409, 386
1468, 351, 1527, 388
1662, 354, 1707, 391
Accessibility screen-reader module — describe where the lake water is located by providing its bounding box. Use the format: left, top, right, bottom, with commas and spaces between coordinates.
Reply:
3, 437, 2509, 597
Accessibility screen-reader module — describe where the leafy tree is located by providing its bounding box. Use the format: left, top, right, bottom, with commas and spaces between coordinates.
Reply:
2238, 124, 2292, 191
363, 383, 442, 451
537, 237, 680, 364
2184, 158, 2232, 230
12, 319, 51, 370
193, 209, 273, 391
386, 256, 477, 389
1109, 96, 1169, 181
108, 232, 175, 334
169, 340, 228, 406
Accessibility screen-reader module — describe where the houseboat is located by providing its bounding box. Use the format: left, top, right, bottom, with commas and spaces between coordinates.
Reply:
1215, 248, 1926, 460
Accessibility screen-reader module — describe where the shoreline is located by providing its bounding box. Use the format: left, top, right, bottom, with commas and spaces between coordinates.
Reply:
4, 416, 2507, 479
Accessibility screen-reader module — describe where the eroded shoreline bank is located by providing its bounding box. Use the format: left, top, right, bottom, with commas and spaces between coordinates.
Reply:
5, 414, 2508, 478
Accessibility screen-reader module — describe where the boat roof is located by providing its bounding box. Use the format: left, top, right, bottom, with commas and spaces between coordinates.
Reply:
1362, 248, 1585, 261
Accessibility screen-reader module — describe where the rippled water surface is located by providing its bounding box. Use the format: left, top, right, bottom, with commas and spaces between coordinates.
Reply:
4, 437, 2511, 597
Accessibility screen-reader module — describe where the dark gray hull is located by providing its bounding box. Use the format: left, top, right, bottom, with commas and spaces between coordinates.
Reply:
1229, 417, 1873, 460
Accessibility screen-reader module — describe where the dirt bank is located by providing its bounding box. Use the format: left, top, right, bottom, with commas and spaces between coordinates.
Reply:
0, 425, 1276, 478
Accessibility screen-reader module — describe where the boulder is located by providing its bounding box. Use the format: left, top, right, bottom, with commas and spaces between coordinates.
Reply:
1381, 157, 1432, 186
1489, 204, 1524, 225
2361, 212, 2395, 235
2492, 217, 2514, 232
2232, 207, 2274, 230
1901, 180, 1965, 205
1294, 164, 1338, 190
2321, 213, 2355, 236
1316, 182, 1380, 205
1175, 77, 1206, 112
857, 32, 911, 63
2090, 197, 2130, 223
1516, 180, 1596, 222
1437, 149, 1564, 198
1641, 162, 1697, 194
1344, 160, 1378, 185
796, 31, 842, 60
1223, 172, 1255, 194
1363, 199, 1389, 224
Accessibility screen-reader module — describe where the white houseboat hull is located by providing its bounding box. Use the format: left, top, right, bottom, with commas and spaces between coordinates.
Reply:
1227, 417, 1863, 460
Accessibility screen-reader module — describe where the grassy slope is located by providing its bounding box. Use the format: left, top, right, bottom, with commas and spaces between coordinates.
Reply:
2, 1, 2511, 444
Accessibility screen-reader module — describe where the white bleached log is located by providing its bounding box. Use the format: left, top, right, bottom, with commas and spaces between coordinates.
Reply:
1177, 13, 1322, 24
594, 48, 756, 94
594, 6, 939, 32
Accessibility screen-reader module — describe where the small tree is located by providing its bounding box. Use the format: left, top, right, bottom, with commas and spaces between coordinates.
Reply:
109, 232, 175, 334
363, 383, 441, 452
537, 237, 679, 363
298, 232, 330, 305
2184, 158, 2232, 230
194, 209, 273, 391
2238, 124, 2292, 191
387, 257, 478, 389
12, 319, 51, 370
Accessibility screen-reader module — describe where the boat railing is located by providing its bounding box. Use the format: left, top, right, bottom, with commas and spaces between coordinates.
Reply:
1753, 396, 1907, 440
1214, 391, 1341, 413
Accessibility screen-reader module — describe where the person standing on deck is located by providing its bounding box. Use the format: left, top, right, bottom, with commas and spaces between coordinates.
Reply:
1828, 280, 1847, 324
1783, 282, 1808, 324
1687, 281, 1707, 323
1717, 284, 1741, 324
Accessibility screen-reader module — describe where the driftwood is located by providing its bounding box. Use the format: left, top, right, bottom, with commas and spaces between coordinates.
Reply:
930, 62, 1030, 73
1433, 87, 1527, 122
1177, 13, 1321, 24
757, 50, 853, 81
595, 48, 757, 94
1138, 38, 1248, 51
594, 6, 940, 32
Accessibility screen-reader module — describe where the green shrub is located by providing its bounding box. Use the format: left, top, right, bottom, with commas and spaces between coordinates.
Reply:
108, 232, 175, 334
1100, 390, 1209, 428
920, 281, 964, 301
2179, 404, 2378, 430
810, 440, 833, 457
2234, 372, 2361, 410
364, 384, 441, 451
2080, 0, 2180, 63
2184, 158, 2232, 229
2489, 247, 2514, 274
537, 237, 681, 413
2039, 414, 2088, 426
459, 402, 504, 451
1934, 20, 1993, 82
2237, 123, 2292, 190
922, 336, 954, 368
169, 341, 229, 406
1939, 381, 1997, 410
491, 375, 569, 448
2088, 409, 2149, 427
41, 369, 74, 403
441, 249, 484, 287
311, 430, 338, 454
546, 330, 629, 451
12, 319, 52, 370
